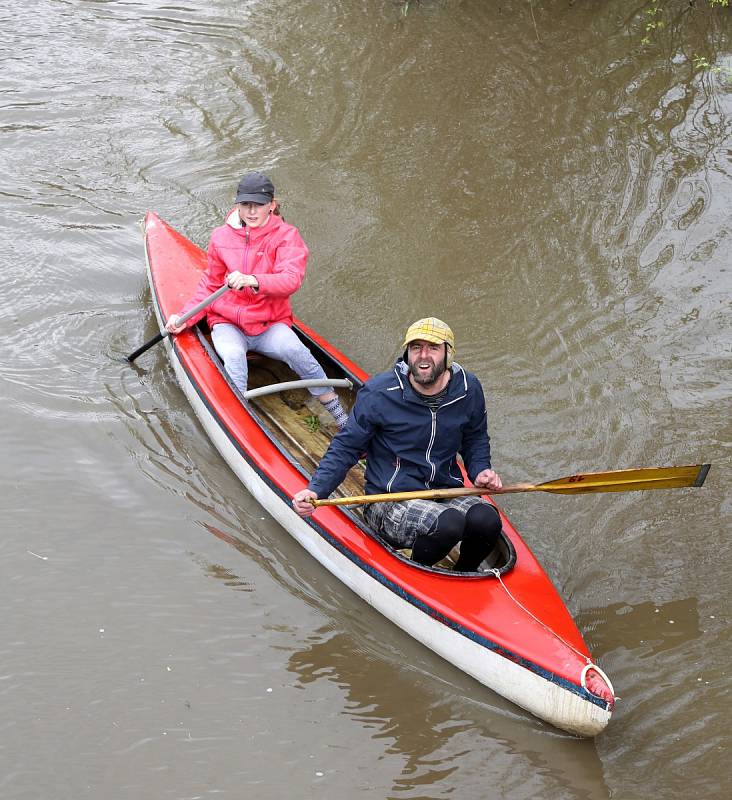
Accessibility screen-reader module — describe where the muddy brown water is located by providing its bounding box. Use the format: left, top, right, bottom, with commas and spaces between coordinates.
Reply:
1, 1, 730, 798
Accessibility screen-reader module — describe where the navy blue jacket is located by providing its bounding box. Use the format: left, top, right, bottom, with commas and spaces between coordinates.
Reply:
308, 360, 493, 499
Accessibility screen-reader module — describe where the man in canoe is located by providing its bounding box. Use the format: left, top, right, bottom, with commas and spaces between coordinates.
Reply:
293, 318, 504, 571
164, 171, 348, 429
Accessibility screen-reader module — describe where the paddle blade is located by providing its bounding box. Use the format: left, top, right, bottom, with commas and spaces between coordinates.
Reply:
126, 284, 229, 363
534, 464, 711, 495
126, 330, 167, 362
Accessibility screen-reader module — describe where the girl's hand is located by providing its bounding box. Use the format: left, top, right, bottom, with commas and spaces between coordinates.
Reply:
227, 271, 258, 291
165, 314, 186, 334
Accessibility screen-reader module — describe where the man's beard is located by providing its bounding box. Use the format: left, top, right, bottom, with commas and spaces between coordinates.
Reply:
408, 356, 446, 388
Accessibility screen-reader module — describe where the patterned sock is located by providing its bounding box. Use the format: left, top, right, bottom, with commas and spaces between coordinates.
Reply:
321, 396, 348, 429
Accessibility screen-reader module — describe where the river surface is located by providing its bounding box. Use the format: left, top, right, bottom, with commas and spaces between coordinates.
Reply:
1, 1, 730, 798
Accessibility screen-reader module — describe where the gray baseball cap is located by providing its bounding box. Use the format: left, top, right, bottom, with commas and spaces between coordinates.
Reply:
235, 171, 275, 204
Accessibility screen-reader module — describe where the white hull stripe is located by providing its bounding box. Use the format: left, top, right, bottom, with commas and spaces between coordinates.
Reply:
169, 338, 609, 714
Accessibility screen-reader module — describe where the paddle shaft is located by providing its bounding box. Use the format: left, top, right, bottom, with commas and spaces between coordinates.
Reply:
311, 485, 523, 507
126, 284, 230, 362
309, 464, 711, 508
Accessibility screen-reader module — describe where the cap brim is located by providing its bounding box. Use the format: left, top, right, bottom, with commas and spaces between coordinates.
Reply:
236, 193, 272, 204
402, 334, 448, 348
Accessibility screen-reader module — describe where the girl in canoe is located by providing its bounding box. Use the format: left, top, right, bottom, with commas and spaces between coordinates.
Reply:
164, 171, 348, 429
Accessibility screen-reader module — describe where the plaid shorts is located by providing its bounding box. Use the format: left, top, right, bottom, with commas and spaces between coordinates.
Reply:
363, 495, 495, 550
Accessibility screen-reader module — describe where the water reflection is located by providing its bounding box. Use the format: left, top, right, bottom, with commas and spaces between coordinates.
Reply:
578, 597, 701, 659
286, 627, 610, 799
191, 514, 610, 796
197, 558, 255, 593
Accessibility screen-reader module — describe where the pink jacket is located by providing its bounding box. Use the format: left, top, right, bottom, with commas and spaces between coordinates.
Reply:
180, 209, 309, 336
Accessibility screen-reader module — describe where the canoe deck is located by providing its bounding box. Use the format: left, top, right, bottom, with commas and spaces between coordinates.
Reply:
249, 359, 365, 502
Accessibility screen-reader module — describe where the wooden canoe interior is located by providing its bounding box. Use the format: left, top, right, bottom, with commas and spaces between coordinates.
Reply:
247, 353, 367, 503
196, 324, 514, 575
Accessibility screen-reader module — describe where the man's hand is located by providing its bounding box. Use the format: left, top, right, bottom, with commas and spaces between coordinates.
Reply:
474, 469, 503, 492
292, 489, 318, 517
227, 271, 259, 291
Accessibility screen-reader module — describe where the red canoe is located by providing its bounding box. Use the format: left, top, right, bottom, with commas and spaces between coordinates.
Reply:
140, 211, 614, 736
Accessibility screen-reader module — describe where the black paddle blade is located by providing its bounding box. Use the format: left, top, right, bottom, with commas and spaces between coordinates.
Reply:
126, 330, 167, 362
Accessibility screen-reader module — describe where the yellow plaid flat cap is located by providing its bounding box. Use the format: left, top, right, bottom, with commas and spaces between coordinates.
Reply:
402, 318, 455, 367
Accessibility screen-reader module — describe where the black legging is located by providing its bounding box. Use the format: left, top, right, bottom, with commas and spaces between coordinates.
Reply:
411, 503, 501, 571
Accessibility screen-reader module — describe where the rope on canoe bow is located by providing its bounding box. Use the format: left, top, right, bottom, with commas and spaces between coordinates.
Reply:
489, 569, 615, 698
580, 663, 615, 697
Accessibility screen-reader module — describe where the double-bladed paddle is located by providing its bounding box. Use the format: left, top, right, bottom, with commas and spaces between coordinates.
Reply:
309, 463, 711, 508
126, 284, 230, 362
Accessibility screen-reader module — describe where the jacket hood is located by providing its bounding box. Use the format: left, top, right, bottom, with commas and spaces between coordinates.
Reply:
225, 208, 241, 228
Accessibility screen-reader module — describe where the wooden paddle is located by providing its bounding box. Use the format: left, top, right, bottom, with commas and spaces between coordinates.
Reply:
126, 284, 230, 362
309, 464, 711, 508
